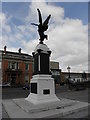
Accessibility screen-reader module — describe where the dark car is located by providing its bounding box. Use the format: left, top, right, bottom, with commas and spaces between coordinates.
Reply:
23, 84, 30, 90
68, 78, 86, 91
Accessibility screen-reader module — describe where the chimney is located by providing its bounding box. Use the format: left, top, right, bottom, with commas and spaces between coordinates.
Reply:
4, 46, 7, 53
18, 48, 21, 54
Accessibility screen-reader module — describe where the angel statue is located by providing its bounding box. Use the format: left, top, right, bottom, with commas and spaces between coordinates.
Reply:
31, 8, 51, 44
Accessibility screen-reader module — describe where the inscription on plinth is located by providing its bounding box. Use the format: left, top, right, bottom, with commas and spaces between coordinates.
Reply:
31, 83, 37, 94
43, 89, 50, 95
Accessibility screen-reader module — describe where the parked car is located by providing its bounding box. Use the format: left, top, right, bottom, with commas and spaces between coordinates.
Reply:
69, 78, 85, 84
23, 84, 30, 90
68, 78, 86, 90
2, 82, 11, 87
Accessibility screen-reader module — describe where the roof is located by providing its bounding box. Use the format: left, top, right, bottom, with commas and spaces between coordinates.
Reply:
0, 50, 33, 62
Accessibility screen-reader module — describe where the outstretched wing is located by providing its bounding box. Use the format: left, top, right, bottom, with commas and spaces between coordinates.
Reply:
37, 8, 42, 25
31, 23, 38, 26
43, 14, 51, 27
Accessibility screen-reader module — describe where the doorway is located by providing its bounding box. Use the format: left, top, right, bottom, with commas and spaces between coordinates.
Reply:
11, 74, 16, 85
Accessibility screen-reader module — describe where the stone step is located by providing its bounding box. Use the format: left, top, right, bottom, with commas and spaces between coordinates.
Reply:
2, 98, 89, 118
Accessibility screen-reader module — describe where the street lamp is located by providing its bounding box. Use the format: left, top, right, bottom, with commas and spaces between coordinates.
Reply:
67, 66, 71, 79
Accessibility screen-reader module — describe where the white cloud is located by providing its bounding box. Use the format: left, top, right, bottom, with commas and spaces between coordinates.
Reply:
0, 13, 11, 33
1, 2, 88, 73
26, 1, 64, 25
0, 12, 12, 49
25, 2, 88, 72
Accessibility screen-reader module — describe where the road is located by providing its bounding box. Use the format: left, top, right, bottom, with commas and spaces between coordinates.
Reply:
2, 87, 30, 99
56, 87, 89, 103
2, 84, 89, 102
2, 85, 69, 99
1, 85, 90, 119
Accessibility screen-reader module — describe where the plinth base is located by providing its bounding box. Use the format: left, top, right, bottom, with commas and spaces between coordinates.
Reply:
2, 98, 89, 118
26, 93, 60, 105
26, 74, 60, 104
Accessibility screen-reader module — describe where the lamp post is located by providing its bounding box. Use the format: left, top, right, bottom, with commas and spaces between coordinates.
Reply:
67, 66, 71, 79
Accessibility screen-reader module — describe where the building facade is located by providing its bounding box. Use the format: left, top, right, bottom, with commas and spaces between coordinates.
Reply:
0, 47, 33, 86
1, 47, 90, 86
0, 47, 62, 86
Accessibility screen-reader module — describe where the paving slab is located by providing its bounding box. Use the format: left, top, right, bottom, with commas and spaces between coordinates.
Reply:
2, 98, 89, 118
2, 99, 35, 118
2, 104, 9, 119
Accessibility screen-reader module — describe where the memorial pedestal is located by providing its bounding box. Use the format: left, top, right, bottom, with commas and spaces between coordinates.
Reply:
26, 43, 60, 104
26, 74, 60, 104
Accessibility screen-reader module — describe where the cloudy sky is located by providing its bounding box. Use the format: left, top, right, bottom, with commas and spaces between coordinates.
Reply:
0, 0, 88, 73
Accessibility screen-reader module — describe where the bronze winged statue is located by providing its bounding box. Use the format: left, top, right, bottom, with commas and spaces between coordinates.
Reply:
31, 8, 51, 44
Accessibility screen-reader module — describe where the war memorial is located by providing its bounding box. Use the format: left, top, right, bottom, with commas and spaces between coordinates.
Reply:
2, 9, 89, 118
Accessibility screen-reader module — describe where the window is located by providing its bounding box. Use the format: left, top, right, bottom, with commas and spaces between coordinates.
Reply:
8, 62, 19, 69
8, 62, 10, 69
8, 62, 12, 69
55, 71, 60, 75
51, 70, 60, 76
16, 63, 19, 69
12, 62, 16, 69
25, 63, 29, 70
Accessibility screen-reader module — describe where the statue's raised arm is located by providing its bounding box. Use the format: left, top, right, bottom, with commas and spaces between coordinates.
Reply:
31, 8, 51, 44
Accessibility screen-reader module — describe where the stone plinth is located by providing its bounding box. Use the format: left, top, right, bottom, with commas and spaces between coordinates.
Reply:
26, 75, 60, 104
32, 43, 51, 75
26, 43, 60, 104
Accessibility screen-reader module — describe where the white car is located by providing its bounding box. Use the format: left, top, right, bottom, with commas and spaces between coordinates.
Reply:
2, 82, 11, 87
69, 78, 84, 84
